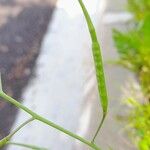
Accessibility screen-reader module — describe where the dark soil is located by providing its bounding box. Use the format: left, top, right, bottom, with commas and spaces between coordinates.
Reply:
0, 0, 55, 146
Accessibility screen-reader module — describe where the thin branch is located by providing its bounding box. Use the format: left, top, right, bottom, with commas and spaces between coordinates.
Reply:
7, 142, 48, 150
0, 118, 34, 148
92, 114, 106, 142
7, 117, 34, 139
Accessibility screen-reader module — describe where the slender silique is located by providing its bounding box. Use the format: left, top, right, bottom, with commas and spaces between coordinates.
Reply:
78, 0, 108, 142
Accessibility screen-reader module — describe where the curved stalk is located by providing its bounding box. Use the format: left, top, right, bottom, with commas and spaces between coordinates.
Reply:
92, 114, 105, 142
8, 117, 34, 139
0, 118, 34, 148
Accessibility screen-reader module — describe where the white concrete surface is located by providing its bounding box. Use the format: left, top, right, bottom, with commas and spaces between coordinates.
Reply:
8, 0, 106, 150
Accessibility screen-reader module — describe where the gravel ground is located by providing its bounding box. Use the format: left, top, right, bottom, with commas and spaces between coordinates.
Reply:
0, 0, 55, 142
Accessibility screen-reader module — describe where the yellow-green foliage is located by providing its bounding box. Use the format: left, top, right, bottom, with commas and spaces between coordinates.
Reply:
113, 15, 150, 99
128, 0, 150, 20
125, 98, 150, 150
113, 1, 150, 150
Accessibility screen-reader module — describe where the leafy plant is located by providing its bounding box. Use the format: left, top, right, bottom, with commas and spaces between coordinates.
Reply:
0, 0, 108, 150
128, 0, 150, 20
113, 0, 150, 150
113, 13, 150, 100
125, 98, 150, 150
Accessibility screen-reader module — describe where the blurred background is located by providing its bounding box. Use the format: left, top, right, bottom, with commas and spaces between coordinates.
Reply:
0, 0, 149, 150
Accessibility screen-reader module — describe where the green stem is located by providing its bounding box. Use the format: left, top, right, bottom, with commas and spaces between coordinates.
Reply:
0, 137, 9, 148
6, 118, 48, 150
7, 117, 34, 139
0, 92, 101, 150
92, 114, 105, 142
0, 118, 34, 148
7, 142, 48, 150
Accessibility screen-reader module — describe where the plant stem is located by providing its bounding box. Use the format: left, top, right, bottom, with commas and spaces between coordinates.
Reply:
7, 142, 48, 150
7, 117, 34, 139
0, 92, 101, 150
0, 137, 9, 148
0, 118, 34, 148
92, 114, 105, 142
6, 118, 48, 150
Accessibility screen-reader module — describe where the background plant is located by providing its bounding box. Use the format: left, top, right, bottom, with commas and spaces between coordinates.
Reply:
125, 98, 150, 150
128, 0, 150, 20
113, 7, 150, 100
113, 0, 150, 150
